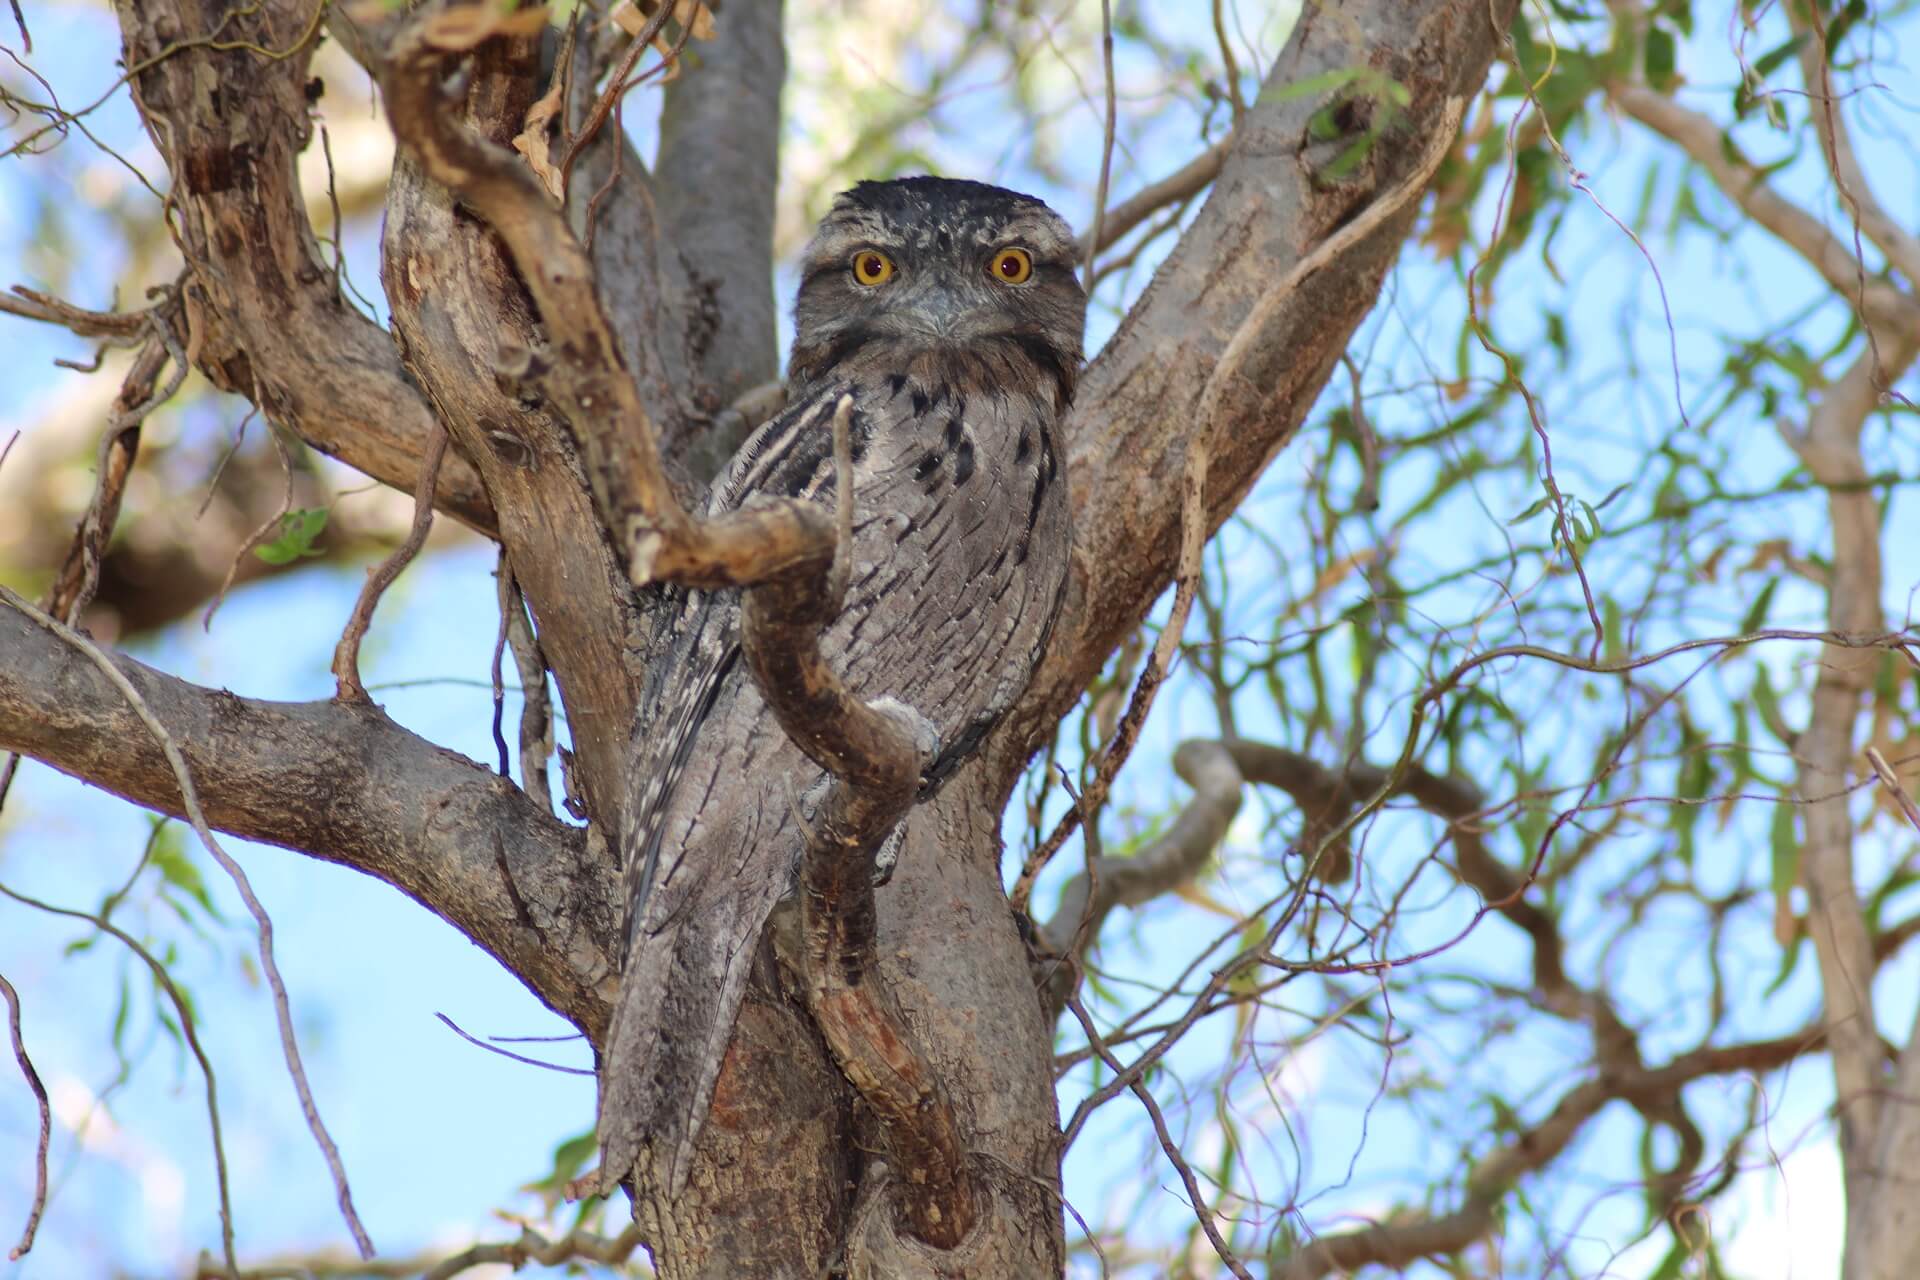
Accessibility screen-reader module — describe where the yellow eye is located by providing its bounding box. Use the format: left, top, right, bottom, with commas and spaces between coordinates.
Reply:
989, 247, 1033, 284
852, 250, 895, 286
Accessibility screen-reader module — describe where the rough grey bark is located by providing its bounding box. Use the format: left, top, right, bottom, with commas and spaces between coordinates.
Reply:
652, 0, 785, 478
0, 1, 1525, 1276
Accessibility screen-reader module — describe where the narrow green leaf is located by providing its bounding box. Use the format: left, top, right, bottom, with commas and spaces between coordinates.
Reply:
1739, 576, 1780, 635
1770, 803, 1799, 902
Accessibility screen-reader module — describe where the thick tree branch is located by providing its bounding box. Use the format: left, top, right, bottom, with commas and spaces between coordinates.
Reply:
1076, 136, 1231, 259
748, 519, 968, 1247
378, 12, 685, 565
111, 0, 494, 532
1789, 9, 1920, 293
0, 595, 618, 1034
1783, 325, 1920, 1269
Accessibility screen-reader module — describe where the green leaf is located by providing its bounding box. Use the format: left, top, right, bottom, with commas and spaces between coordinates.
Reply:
152, 834, 226, 925
1752, 32, 1810, 80
254, 508, 329, 565
1826, 0, 1868, 62
1770, 802, 1799, 903
1753, 667, 1795, 746
1644, 25, 1678, 90
1739, 576, 1780, 635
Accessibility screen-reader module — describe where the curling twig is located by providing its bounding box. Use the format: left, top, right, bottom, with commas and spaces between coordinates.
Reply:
333, 426, 448, 703
0, 971, 50, 1261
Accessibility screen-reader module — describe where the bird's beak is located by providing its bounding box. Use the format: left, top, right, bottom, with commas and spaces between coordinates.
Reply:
917, 278, 972, 339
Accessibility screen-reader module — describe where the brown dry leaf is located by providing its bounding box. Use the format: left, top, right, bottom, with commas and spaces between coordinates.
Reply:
675, 0, 717, 40
1772, 892, 1798, 948
513, 77, 566, 200
423, 4, 551, 52
611, 0, 716, 40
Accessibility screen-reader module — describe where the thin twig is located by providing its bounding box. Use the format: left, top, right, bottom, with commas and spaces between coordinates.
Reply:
1082, 0, 1117, 291
419, 1221, 646, 1280
433, 1012, 593, 1076
556, 0, 674, 198
1867, 746, 1920, 835
501, 568, 555, 814
1076, 137, 1229, 259
1211, 0, 1246, 121
332, 426, 448, 702
318, 119, 346, 307
203, 419, 297, 631
1065, 993, 1254, 1279
2, 300, 185, 817
0, 972, 50, 1261
1016, 97, 1467, 914
0, 585, 375, 1259
490, 549, 514, 777
0, 876, 238, 1277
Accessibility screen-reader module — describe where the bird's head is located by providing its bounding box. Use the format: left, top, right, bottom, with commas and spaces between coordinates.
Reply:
786, 176, 1087, 405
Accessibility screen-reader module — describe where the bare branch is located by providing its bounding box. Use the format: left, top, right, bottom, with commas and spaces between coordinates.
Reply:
1778, 333, 1919, 1216
378, 12, 688, 568
499, 564, 556, 815
0, 309, 185, 813
0, 284, 152, 342
185, 1222, 646, 1280
1081, 0, 1118, 290
1066, 992, 1254, 1280
1788, 9, 1920, 291
1001, 0, 1503, 782
0, 971, 50, 1262
0, 880, 239, 1276
1015, 95, 1462, 905
653, 0, 785, 413
1273, 1030, 1823, 1279
1038, 739, 1245, 968
1077, 136, 1231, 260
0, 593, 617, 1034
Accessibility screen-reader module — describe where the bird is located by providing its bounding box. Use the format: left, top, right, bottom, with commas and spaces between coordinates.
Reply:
593, 176, 1085, 1196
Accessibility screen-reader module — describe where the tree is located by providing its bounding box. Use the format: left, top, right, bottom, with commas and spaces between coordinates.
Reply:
1, 1, 1916, 1277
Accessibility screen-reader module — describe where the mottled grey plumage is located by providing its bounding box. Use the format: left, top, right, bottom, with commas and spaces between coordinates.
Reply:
598, 177, 1084, 1193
